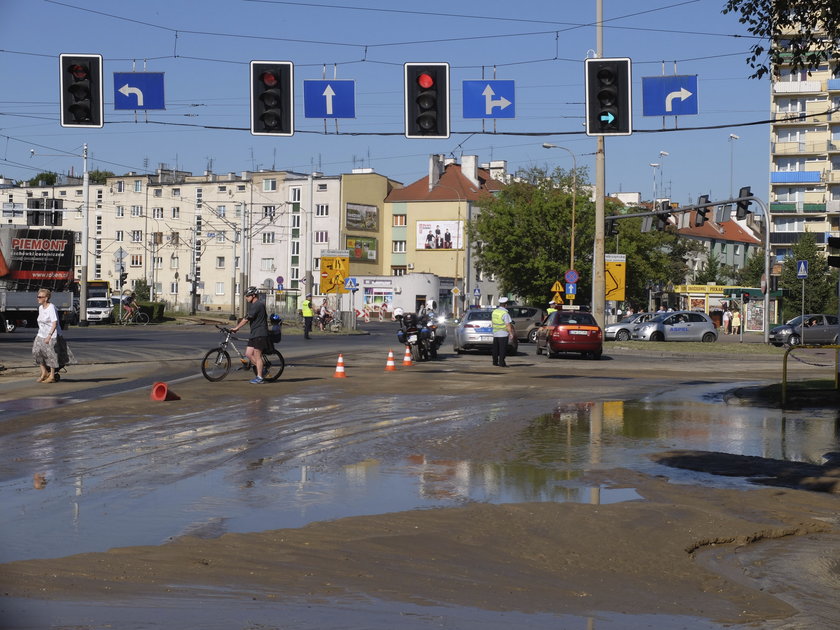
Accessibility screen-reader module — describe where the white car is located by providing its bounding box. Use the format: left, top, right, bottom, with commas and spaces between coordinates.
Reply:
631, 310, 718, 342
86, 298, 113, 323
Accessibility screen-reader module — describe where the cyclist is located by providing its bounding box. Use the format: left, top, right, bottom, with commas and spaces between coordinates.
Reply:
318, 299, 332, 331
121, 292, 138, 321
230, 286, 269, 384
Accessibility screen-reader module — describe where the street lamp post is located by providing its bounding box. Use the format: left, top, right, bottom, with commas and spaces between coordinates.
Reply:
658, 151, 669, 199
729, 134, 740, 198
649, 163, 660, 203
542, 143, 578, 270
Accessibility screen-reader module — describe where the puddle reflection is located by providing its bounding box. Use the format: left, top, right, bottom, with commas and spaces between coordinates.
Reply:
1, 395, 839, 564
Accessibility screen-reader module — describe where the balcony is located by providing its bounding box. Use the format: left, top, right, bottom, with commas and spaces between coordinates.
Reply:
769, 202, 798, 213
770, 171, 821, 184
803, 203, 827, 213
825, 171, 840, 183
827, 199, 840, 212
769, 232, 828, 245
828, 79, 840, 91
773, 81, 822, 94
773, 111, 828, 125
772, 140, 828, 155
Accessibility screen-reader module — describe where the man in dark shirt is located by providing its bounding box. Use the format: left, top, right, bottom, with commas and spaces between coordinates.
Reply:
231, 286, 269, 384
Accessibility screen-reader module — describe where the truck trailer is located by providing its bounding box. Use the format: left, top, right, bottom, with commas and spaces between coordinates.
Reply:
0, 226, 76, 332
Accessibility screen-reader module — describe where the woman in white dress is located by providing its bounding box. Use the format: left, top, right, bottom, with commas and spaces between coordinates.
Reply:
32, 288, 74, 383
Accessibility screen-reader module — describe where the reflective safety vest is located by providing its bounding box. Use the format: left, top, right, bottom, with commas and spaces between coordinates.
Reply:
491, 307, 508, 332
546, 307, 557, 315
301, 300, 313, 317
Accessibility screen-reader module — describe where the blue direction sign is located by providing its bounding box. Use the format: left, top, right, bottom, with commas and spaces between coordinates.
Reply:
113, 72, 165, 110
796, 260, 808, 279
565, 283, 577, 295
642, 75, 698, 117
304, 80, 355, 118
462, 80, 515, 118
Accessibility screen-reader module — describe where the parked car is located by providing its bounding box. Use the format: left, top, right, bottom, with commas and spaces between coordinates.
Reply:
604, 312, 654, 341
769, 314, 839, 347
507, 305, 548, 343
453, 309, 519, 355
631, 310, 718, 342
534, 310, 603, 359
86, 298, 114, 324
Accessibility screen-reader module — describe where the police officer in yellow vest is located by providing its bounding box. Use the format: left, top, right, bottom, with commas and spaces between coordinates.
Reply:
546, 301, 558, 315
491, 297, 515, 368
301, 293, 314, 339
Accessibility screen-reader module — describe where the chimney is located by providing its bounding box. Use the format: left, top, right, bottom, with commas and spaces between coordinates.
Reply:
428, 154, 445, 191
461, 155, 480, 188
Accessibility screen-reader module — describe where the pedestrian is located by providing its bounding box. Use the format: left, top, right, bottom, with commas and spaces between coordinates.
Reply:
546, 301, 558, 315
32, 288, 75, 383
301, 293, 314, 339
231, 286, 269, 384
722, 308, 731, 335
731, 309, 742, 335
491, 297, 515, 368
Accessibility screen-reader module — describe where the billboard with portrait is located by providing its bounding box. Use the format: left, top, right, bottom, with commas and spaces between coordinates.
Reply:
415, 220, 463, 250
345, 203, 379, 232
346, 236, 378, 262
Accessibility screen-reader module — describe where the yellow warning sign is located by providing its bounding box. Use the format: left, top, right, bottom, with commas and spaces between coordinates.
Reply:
553, 292, 564, 304
605, 260, 626, 301
551, 280, 564, 293
321, 256, 349, 294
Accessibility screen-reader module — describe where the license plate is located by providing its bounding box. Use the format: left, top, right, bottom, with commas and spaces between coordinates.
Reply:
408, 334, 418, 343
476, 327, 492, 333
479, 335, 493, 342
570, 330, 588, 335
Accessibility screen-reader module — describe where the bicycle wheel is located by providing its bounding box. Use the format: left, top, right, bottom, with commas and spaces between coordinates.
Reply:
201, 349, 231, 381
136, 312, 150, 325
329, 320, 342, 333
260, 349, 285, 382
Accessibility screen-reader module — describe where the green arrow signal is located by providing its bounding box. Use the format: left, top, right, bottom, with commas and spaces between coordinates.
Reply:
600, 111, 615, 124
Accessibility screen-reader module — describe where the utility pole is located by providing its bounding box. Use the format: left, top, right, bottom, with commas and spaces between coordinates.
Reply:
79, 143, 90, 326
593, 0, 606, 328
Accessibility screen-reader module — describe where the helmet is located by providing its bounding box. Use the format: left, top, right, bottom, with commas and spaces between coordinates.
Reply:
245, 286, 259, 297
269, 313, 281, 323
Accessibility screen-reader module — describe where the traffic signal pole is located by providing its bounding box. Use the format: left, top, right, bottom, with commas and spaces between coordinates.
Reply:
593, 0, 605, 329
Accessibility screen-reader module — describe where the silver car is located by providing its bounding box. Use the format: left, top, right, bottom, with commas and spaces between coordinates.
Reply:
453, 309, 519, 354
631, 310, 718, 342
604, 312, 654, 341
768, 314, 839, 347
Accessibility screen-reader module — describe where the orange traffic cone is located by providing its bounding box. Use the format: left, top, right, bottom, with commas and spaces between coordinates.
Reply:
385, 349, 397, 371
402, 346, 413, 366
333, 354, 347, 378
151, 381, 180, 401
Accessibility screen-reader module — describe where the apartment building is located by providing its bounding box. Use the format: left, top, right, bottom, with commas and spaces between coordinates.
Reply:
769, 49, 840, 262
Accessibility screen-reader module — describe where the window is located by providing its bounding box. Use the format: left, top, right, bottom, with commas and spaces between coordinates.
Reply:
153, 256, 163, 270
216, 231, 226, 243
290, 241, 300, 255
290, 266, 299, 280
95, 215, 102, 235
317, 183, 327, 192
392, 266, 407, 276
130, 254, 143, 267
171, 206, 180, 218
153, 188, 162, 197
734, 244, 742, 256
170, 281, 179, 294
115, 230, 124, 242
217, 205, 226, 218
170, 231, 180, 245
170, 255, 179, 269
260, 257, 275, 271
94, 263, 101, 279
131, 230, 143, 242
263, 179, 277, 192
130, 205, 143, 217
235, 203, 243, 218
290, 187, 301, 202
133, 180, 142, 193
195, 216, 202, 234
314, 257, 320, 269
215, 281, 225, 295
393, 214, 407, 226
314, 231, 328, 244
237, 184, 246, 192
218, 186, 226, 193
216, 256, 225, 269
116, 206, 125, 218
315, 204, 329, 217
775, 217, 805, 232
392, 240, 406, 253
291, 214, 300, 228
94, 239, 102, 255
263, 205, 276, 219
172, 188, 180, 197
115, 181, 125, 193
262, 232, 275, 244
152, 207, 164, 219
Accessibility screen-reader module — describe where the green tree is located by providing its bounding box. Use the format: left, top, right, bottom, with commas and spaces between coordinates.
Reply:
723, 0, 840, 79
694, 252, 727, 285
734, 249, 766, 287
471, 166, 590, 305
778, 233, 839, 320
133, 278, 151, 302
27, 172, 57, 187
88, 170, 115, 185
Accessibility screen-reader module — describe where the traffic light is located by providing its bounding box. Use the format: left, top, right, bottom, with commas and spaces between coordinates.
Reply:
828, 236, 840, 268
694, 195, 710, 227
404, 63, 449, 139
59, 54, 103, 128
736, 186, 753, 220
119, 269, 128, 287
606, 218, 619, 236
655, 200, 671, 231
250, 61, 294, 136
743, 292, 750, 303
584, 57, 632, 136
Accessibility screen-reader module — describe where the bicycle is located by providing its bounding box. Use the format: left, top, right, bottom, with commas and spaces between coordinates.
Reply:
120, 309, 149, 325
201, 325, 285, 382
315, 312, 343, 333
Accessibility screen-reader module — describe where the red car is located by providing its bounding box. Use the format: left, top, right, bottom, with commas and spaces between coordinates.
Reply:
535, 311, 603, 360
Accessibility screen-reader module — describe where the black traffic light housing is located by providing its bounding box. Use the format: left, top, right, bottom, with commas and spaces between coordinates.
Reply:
828, 236, 840, 268
742, 292, 750, 303
119, 267, 128, 287
59, 54, 103, 128
585, 57, 632, 136
736, 186, 753, 220
606, 217, 619, 236
694, 195, 710, 227
250, 61, 294, 136
655, 200, 671, 231
404, 63, 450, 139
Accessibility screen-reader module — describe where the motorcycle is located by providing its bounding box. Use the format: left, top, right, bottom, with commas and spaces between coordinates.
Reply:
396, 311, 446, 361
419, 310, 447, 360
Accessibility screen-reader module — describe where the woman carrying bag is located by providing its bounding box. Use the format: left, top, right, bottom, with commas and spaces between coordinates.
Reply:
32, 288, 75, 383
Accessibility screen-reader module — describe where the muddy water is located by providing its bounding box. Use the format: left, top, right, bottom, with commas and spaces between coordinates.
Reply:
2, 387, 838, 565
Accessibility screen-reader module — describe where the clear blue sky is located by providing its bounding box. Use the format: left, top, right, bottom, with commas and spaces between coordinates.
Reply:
1, 0, 769, 205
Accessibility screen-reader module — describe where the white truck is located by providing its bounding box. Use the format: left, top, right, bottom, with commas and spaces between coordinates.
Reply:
0, 226, 76, 332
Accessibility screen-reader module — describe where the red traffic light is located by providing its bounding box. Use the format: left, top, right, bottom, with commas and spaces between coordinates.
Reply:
261, 71, 280, 88
417, 73, 434, 89
68, 63, 89, 81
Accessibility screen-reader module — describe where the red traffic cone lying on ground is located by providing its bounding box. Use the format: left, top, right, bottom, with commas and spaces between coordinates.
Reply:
333, 354, 347, 378
402, 346, 413, 366
151, 381, 180, 401
385, 349, 397, 371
